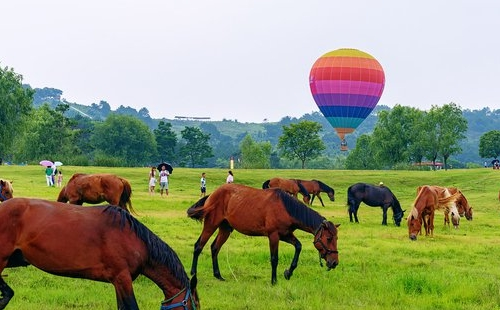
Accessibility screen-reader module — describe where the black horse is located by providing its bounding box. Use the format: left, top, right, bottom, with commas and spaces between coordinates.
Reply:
347, 183, 405, 226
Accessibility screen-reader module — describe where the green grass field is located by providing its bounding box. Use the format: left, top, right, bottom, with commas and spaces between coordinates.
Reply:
1, 165, 500, 310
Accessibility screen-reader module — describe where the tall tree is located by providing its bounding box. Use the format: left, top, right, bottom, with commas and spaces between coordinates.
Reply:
479, 130, 500, 159
277, 120, 325, 169
154, 121, 178, 163
239, 134, 271, 169
345, 134, 379, 169
178, 126, 214, 168
91, 114, 157, 166
0, 65, 34, 159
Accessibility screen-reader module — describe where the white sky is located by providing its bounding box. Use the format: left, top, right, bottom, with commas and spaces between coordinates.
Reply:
1, 1, 499, 122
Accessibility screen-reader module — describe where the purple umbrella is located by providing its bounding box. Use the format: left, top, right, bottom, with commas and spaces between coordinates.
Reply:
39, 160, 54, 167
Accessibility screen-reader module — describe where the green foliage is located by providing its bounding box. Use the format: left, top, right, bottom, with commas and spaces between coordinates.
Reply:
154, 121, 177, 162
479, 130, 500, 159
91, 114, 157, 166
239, 134, 271, 169
278, 120, 325, 169
178, 126, 214, 168
0, 65, 34, 158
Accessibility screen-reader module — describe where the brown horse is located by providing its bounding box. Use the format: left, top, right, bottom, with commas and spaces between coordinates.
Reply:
407, 185, 460, 240
443, 187, 473, 223
262, 177, 311, 204
0, 179, 13, 202
57, 173, 135, 214
0, 198, 199, 310
416, 186, 469, 229
187, 183, 339, 285
294, 179, 335, 207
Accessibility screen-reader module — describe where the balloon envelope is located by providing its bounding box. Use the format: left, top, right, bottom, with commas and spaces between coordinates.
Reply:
309, 48, 385, 140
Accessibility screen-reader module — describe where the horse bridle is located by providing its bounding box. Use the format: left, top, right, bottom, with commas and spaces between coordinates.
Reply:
313, 221, 338, 266
161, 286, 197, 310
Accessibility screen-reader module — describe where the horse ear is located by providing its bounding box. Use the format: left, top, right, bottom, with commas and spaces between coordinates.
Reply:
335, 223, 340, 228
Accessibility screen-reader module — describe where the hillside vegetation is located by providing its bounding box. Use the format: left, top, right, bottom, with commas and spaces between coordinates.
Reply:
1, 165, 500, 309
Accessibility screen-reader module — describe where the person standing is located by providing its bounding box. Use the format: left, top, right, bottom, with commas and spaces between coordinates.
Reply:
226, 170, 234, 183
45, 166, 53, 186
200, 172, 207, 197
159, 165, 170, 197
57, 170, 63, 187
148, 167, 157, 196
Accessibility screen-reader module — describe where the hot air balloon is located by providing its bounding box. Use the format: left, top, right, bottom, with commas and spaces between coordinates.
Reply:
309, 48, 385, 150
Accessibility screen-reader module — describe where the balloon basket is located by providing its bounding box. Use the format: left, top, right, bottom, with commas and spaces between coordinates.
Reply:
340, 145, 348, 151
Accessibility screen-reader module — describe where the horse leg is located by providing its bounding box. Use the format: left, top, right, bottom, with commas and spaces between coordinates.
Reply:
310, 194, 316, 205
190, 225, 219, 277
0, 276, 14, 310
111, 272, 139, 310
210, 223, 233, 281
381, 206, 388, 225
268, 232, 281, 285
281, 233, 301, 282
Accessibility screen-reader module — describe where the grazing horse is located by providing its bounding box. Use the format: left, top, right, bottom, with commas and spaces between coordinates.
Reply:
407, 185, 460, 240
0, 179, 13, 202
0, 198, 199, 310
262, 177, 311, 205
417, 185, 464, 228
294, 179, 335, 207
57, 173, 135, 214
187, 183, 339, 285
347, 183, 405, 226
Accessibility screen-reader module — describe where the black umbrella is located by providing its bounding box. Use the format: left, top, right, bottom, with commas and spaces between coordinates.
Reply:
157, 162, 173, 174
491, 159, 499, 165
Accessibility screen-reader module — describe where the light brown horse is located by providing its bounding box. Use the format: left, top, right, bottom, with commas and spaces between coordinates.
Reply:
57, 173, 135, 214
294, 179, 335, 207
188, 183, 339, 285
262, 177, 311, 205
407, 185, 460, 240
446, 187, 473, 222
0, 179, 13, 202
0, 198, 199, 310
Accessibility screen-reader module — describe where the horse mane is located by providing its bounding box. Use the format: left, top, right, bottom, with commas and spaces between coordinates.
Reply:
103, 206, 189, 285
314, 180, 333, 193
296, 182, 311, 199
262, 180, 270, 189
275, 189, 323, 231
187, 195, 211, 221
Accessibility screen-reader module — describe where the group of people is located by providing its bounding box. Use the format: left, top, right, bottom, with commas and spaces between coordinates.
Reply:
44, 165, 63, 187
199, 170, 234, 197
148, 165, 170, 197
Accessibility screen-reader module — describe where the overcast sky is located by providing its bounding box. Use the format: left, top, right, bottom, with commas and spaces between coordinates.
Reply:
2, 1, 499, 122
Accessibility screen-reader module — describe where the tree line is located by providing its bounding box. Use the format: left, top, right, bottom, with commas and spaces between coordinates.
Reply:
2, 65, 500, 169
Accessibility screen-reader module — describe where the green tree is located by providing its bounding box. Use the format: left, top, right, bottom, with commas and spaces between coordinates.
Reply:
178, 126, 214, 168
91, 114, 157, 166
277, 120, 325, 169
345, 134, 379, 169
479, 130, 500, 159
154, 121, 177, 163
0, 65, 34, 159
423, 103, 467, 170
239, 134, 271, 169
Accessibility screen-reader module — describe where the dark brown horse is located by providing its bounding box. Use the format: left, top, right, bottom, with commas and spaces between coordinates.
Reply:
0, 198, 199, 310
262, 177, 311, 205
347, 183, 405, 226
294, 179, 335, 207
57, 173, 135, 214
0, 179, 13, 202
187, 183, 339, 285
407, 185, 460, 240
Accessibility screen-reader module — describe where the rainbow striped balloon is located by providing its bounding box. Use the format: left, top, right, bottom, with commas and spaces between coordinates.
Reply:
309, 48, 385, 143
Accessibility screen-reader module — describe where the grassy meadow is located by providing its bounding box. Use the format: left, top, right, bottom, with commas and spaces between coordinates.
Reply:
1, 165, 500, 310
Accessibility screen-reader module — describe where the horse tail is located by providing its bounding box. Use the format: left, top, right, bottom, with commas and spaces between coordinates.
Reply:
57, 186, 68, 203
120, 179, 136, 215
262, 180, 270, 189
187, 195, 210, 221
437, 191, 461, 209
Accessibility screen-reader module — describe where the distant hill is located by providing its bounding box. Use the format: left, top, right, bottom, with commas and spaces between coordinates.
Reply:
30, 86, 500, 166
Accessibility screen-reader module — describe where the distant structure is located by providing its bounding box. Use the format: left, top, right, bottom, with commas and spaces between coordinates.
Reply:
174, 116, 211, 121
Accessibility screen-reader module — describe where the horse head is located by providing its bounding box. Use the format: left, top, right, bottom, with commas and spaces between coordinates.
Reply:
313, 220, 339, 270
407, 209, 421, 241
0, 180, 14, 202
393, 209, 406, 227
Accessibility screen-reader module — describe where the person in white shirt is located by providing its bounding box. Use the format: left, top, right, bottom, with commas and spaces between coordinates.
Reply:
226, 170, 234, 184
159, 165, 170, 197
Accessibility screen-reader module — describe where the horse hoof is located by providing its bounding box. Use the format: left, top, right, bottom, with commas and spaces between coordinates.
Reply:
214, 274, 226, 281
284, 269, 291, 280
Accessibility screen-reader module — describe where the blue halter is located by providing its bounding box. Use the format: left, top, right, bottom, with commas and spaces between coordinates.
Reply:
160, 287, 196, 310
0, 184, 10, 201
